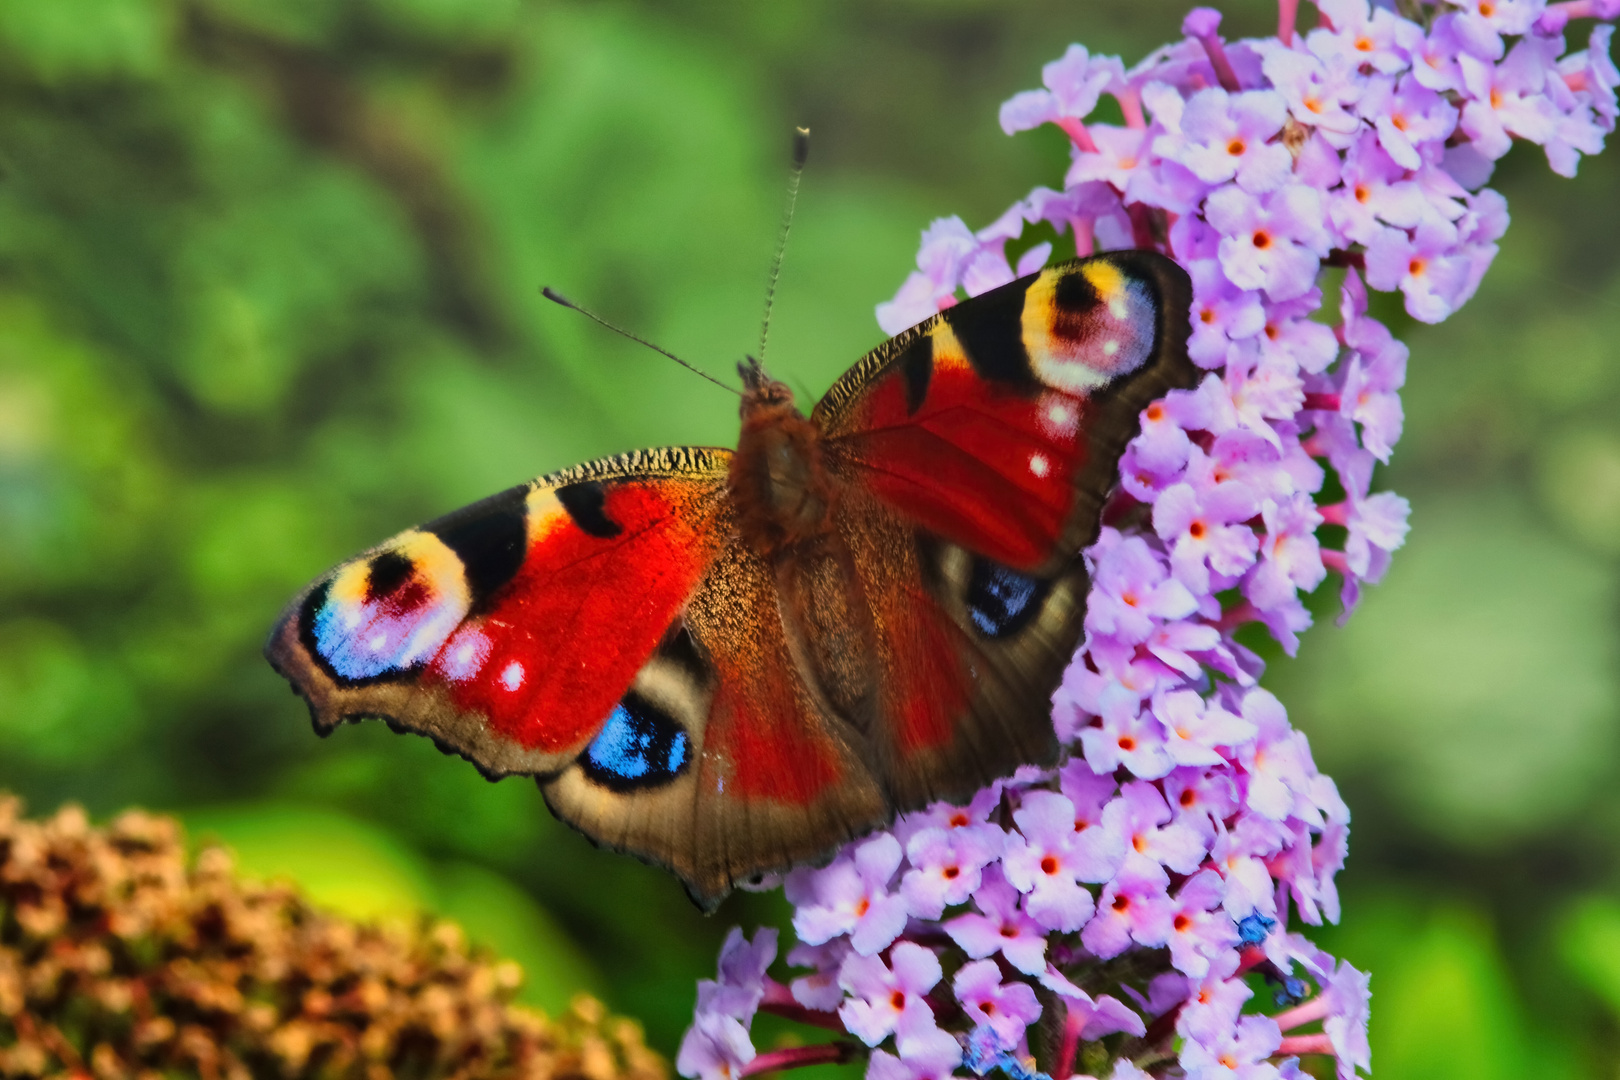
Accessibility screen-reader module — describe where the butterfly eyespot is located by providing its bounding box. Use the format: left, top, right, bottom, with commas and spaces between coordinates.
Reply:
303, 533, 472, 685
581, 692, 692, 791
965, 559, 1048, 638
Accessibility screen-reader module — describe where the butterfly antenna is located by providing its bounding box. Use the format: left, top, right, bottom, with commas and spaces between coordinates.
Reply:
541, 287, 741, 397
758, 126, 810, 366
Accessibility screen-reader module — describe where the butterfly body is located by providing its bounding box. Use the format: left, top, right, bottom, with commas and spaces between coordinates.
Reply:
267, 252, 1195, 908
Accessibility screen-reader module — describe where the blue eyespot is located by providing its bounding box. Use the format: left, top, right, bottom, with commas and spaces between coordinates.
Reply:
966, 560, 1046, 638
582, 694, 691, 791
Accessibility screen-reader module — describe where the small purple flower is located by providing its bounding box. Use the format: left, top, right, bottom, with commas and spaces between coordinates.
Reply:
1066, 124, 1152, 190
1364, 220, 1473, 323
1399, 13, 1467, 93
1459, 41, 1560, 160
1178, 964, 1252, 1048
1449, 0, 1546, 60
789, 833, 909, 955
1359, 73, 1459, 170
1211, 816, 1283, 922
1179, 1014, 1284, 1080
902, 826, 1004, 920
1153, 448, 1262, 595
1236, 688, 1315, 822
867, 1003, 964, 1080
876, 217, 978, 334
1187, 260, 1267, 368
1081, 864, 1175, 957
1206, 184, 1331, 302
838, 942, 943, 1047
1086, 532, 1199, 643
1000, 44, 1126, 133
787, 939, 849, 1010
953, 960, 1043, 1049
1224, 347, 1305, 446
1313, 0, 1411, 75
676, 1011, 756, 1080
1299, 953, 1373, 1080
1164, 766, 1242, 842
1157, 87, 1292, 192
1157, 688, 1258, 767
1078, 688, 1176, 780
1003, 791, 1121, 932
944, 866, 1049, 975
1245, 493, 1327, 611
1260, 43, 1364, 145
1167, 870, 1241, 978
1114, 779, 1209, 875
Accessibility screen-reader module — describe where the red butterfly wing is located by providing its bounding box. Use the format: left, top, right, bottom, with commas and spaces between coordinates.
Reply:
266, 448, 733, 778
812, 252, 1196, 808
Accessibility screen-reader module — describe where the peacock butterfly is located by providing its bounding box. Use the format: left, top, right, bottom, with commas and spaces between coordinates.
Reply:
265, 251, 1195, 909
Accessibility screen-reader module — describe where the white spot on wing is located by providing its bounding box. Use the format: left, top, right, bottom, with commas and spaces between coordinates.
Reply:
1029, 453, 1051, 478
501, 661, 525, 691
1102, 339, 1120, 356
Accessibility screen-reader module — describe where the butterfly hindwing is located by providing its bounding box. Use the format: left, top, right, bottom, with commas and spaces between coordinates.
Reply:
541, 534, 891, 906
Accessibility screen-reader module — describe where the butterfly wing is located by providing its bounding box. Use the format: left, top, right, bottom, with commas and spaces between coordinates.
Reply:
268, 445, 889, 907
266, 447, 739, 778
812, 251, 1196, 807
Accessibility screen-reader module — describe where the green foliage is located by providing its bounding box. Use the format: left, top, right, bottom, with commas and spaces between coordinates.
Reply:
0, 0, 1618, 1074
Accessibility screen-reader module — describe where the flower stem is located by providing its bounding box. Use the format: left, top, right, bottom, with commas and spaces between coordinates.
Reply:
759, 983, 848, 1034
1277, 1033, 1335, 1056
742, 1042, 862, 1077
1272, 994, 1333, 1032
1278, 0, 1300, 46
1055, 1006, 1084, 1079
1056, 117, 1100, 154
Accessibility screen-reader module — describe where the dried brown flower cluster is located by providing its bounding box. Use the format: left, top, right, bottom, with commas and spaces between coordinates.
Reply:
0, 795, 667, 1080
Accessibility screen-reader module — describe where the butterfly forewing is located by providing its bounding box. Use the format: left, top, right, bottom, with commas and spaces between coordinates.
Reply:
265, 447, 734, 778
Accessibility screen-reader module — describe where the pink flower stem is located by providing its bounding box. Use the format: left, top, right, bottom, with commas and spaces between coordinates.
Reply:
1316, 501, 1349, 527
1072, 217, 1096, 257
1116, 87, 1147, 130
1271, 994, 1334, 1032
741, 1042, 862, 1077
1191, 30, 1243, 93
1214, 599, 1259, 634
1055, 116, 1100, 153
1277, 1033, 1336, 1056
1320, 549, 1350, 576
1055, 1006, 1084, 1079
1278, 0, 1301, 45
1301, 392, 1341, 411
759, 982, 849, 1033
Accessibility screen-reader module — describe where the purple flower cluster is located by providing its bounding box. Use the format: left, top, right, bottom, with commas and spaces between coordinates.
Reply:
680, 3, 1615, 1080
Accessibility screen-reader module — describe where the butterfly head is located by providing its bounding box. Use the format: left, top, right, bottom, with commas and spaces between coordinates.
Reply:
737, 355, 798, 415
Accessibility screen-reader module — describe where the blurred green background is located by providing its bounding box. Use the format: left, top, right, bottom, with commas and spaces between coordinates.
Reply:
0, 0, 1617, 1076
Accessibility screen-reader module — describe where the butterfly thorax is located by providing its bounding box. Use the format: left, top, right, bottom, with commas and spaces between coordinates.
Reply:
729, 368, 839, 558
